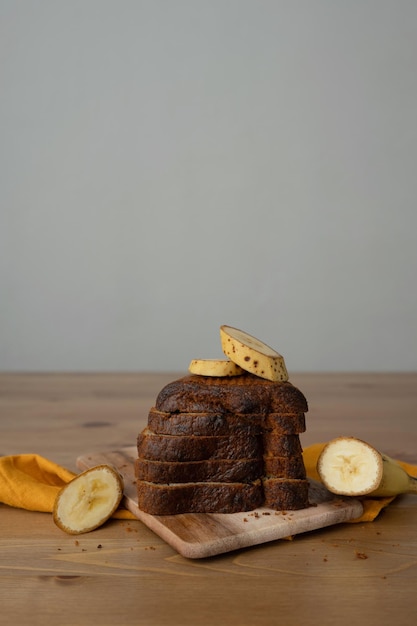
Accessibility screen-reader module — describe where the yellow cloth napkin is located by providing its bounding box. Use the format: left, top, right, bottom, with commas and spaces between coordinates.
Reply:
1, 448, 416, 523
0, 454, 135, 519
303, 443, 417, 522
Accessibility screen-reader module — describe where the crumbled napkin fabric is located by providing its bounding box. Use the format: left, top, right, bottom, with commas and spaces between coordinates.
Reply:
0, 454, 135, 519
1, 448, 416, 523
303, 443, 417, 522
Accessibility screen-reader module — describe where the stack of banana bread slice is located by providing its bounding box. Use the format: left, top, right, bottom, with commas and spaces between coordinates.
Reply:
135, 373, 309, 515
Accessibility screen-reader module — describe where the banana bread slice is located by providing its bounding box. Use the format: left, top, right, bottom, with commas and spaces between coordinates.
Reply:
137, 479, 264, 515
262, 412, 306, 434
137, 427, 262, 462
263, 455, 307, 479
262, 477, 309, 510
135, 457, 263, 484
262, 433, 303, 457
147, 408, 263, 437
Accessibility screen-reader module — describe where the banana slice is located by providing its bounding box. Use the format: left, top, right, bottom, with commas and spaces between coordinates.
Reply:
317, 437, 417, 497
53, 465, 124, 534
189, 358, 244, 377
220, 325, 288, 382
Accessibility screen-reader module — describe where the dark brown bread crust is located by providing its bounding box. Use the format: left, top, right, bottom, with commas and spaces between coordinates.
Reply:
137, 480, 264, 515
137, 427, 262, 462
147, 408, 263, 436
263, 413, 306, 434
155, 374, 308, 415
135, 457, 263, 484
262, 478, 309, 510
262, 433, 303, 457
263, 455, 307, 479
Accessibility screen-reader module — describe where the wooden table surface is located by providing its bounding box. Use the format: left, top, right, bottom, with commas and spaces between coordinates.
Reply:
1, 372, 417, 626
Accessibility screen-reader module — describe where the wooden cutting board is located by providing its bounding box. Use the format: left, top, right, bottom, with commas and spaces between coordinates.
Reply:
76, 447, 364, 559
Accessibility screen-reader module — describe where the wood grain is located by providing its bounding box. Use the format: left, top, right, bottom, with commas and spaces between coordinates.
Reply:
1, 372, 417, 626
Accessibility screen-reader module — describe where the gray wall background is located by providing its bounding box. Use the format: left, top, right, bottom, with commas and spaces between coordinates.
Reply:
1, 1, 416, 373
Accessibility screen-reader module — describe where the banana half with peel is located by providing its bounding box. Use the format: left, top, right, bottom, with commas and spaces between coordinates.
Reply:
317, 437, 417, 497
53, 465, 124, 534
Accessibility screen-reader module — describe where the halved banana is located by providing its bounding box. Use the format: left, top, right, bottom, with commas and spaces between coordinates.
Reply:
317, 437, 417, 497
220, 325, 288, 382
188, 358, 244, 377
53, 464, 124, 534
